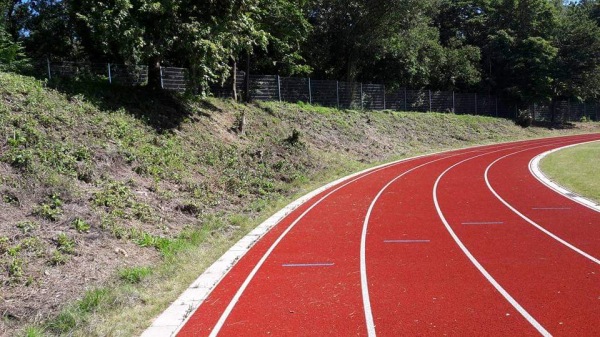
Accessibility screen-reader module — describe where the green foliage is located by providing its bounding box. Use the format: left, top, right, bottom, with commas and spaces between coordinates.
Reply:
46, 310, 77, 334
21, 326, 45, 337
48, 250, 68, 266
78, 288, 109, 313
71, 218, 91, 233
0, 25, 29, 72
516, 110, 533, 127
55, 233, 75, 254
119, 266, 152, 284
34, 194, 63, 221
8, 257, 24, 278
16, 221, 39, 234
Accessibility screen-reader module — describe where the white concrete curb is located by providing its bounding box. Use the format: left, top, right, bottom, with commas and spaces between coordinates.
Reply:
529, 140, 600, 213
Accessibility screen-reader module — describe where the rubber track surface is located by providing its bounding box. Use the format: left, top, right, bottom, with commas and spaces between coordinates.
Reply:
178, 134, 600, 336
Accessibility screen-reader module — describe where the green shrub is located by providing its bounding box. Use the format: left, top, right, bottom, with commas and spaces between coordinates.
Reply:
516, 110, 533, 127
71, 218, 91, 233
34, 194, 63, 221
56, 233, 75, 254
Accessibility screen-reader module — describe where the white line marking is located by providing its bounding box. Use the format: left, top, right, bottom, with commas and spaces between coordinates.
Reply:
433, 147, 552, 337
282, 263, 334, 267
531, 207, 570, 210
360, 151, 477, 337
485, 146, 600, 265
383, 240, 430, 243
529, 140, 600, 213
462, 222, 505, 225
208, 152, 460, 337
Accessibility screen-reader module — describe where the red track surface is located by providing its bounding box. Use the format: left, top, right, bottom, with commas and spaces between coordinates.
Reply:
178, 134, 600, 336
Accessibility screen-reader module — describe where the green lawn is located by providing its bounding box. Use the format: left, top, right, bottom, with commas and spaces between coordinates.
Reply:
540, 141, 600, 203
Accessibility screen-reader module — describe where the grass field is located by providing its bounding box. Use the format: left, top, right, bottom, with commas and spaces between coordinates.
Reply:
540, 141, 600, 203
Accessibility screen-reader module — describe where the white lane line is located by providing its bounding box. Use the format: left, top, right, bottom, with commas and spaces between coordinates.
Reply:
282, 263, 334, 267
529, 140, 600, 213
383, 240, 430, 243
433, 147, 552, 337
531, 207, 570, 210
485, 146, 600, 265
360, 150, 485, 337
208, 151, 462, 337
462, 222, 504, 225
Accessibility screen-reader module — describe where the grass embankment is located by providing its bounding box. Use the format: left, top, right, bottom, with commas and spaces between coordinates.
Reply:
1, 71, 599, 336
540, 141, 600, 203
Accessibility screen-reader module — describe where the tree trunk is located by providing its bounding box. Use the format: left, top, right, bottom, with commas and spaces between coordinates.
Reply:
148, 56, 162, 90
245, 51, 251, 103
232, 58, 237, 101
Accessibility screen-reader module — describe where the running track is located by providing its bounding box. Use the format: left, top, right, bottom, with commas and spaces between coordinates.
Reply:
173, 134, 600, 336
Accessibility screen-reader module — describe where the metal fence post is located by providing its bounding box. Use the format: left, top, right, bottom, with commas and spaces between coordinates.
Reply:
474, 93, 478, 115
452, 91, 455, 113
308, 78, 312, 104
46, 58, 52, 80
336, 81, 340, 108
429, 90, 432, 112
159, 67, 164, 89
495, 97, 498, 117
383, 84, 386, 110
360, 83, 363, 110
277, 75, 282, 102
108, 63, 112, 84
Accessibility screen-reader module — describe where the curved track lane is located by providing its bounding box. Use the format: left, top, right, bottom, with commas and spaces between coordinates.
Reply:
176, 134, 600, 336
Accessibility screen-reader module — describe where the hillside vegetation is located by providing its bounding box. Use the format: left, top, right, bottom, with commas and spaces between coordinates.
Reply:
1, 72, 599, 336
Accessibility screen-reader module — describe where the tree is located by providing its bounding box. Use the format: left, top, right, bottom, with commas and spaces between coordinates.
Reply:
553, 3, 600, 101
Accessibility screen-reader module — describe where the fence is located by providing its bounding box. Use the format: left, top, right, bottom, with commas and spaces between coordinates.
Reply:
38, 60, 599, 122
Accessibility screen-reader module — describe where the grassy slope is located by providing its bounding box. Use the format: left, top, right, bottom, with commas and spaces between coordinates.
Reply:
540, 142, 600, 203
1, 72, 599, 336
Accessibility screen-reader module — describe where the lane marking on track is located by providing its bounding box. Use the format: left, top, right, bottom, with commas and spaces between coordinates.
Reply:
360, 149, 496, 337
207, 150, 467, 337
531, 207, 570, 210
383, 240, 430, 243
282, 263, 334, 267
433, 144, 553, 337
485, 145, 600, 266
462, 221, 504, 225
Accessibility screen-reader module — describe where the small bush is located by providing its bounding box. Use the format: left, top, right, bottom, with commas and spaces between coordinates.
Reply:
16, 221, 39, 234
516, 110, 533, 127
48, 250, 68, 265
34, 194, 63, 221
9, 258, 24, 278
71, 218, 91, 233
55, 233, 75, 254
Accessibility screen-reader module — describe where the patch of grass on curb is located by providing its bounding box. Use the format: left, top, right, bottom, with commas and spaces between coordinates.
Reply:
540, 141, 600, 203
